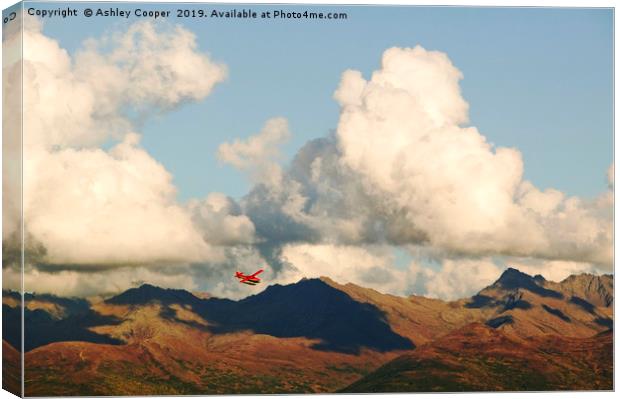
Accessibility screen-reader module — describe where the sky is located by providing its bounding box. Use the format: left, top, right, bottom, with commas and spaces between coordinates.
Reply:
2, 2, 614, 300
36, 3, 613, 200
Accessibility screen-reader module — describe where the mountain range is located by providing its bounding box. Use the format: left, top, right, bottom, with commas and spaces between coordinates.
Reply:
2, 268, 613, 395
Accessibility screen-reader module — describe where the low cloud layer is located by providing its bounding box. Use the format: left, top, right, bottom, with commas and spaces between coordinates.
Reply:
423, 258, 502, 301
25, 134, 220, 266
504, 258, 601, 282
280, 244, 416, 295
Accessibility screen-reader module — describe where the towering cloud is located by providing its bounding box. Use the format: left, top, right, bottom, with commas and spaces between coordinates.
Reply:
220, 45, 612, 298
331, 46, 611, 266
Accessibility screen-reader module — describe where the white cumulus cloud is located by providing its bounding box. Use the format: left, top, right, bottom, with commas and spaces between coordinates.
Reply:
505, 258, 600, 282
424, 258, 502, 300
24, 134, 221, 266
217, 117, 290, 186
2, 16, 248, 272
188, 193, 256, 246
332, 45, 612, 267
281, 243, 419, 295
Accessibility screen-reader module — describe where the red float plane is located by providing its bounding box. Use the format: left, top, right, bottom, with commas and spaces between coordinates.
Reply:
235, 269, 264, 285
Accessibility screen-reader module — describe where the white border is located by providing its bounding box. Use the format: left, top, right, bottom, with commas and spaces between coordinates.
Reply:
0, 1, 616, 399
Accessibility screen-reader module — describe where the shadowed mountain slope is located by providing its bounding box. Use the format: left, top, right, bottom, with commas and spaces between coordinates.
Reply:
105, 279, 414, 354
318, 277, 483, 346
321, 270, 612, 343
3, 303, 124, 351
105, 284, 203, 307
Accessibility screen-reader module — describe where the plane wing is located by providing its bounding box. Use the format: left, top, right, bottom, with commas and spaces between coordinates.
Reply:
250, 269, 264, 278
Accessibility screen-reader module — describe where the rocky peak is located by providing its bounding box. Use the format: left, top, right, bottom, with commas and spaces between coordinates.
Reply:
105, 284, 200, 306
489, 268, 563, 299
495, 268, 533, 287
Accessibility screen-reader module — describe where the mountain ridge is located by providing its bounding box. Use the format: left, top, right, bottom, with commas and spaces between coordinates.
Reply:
7, 267, 613, 305
2, 267, 613, 395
